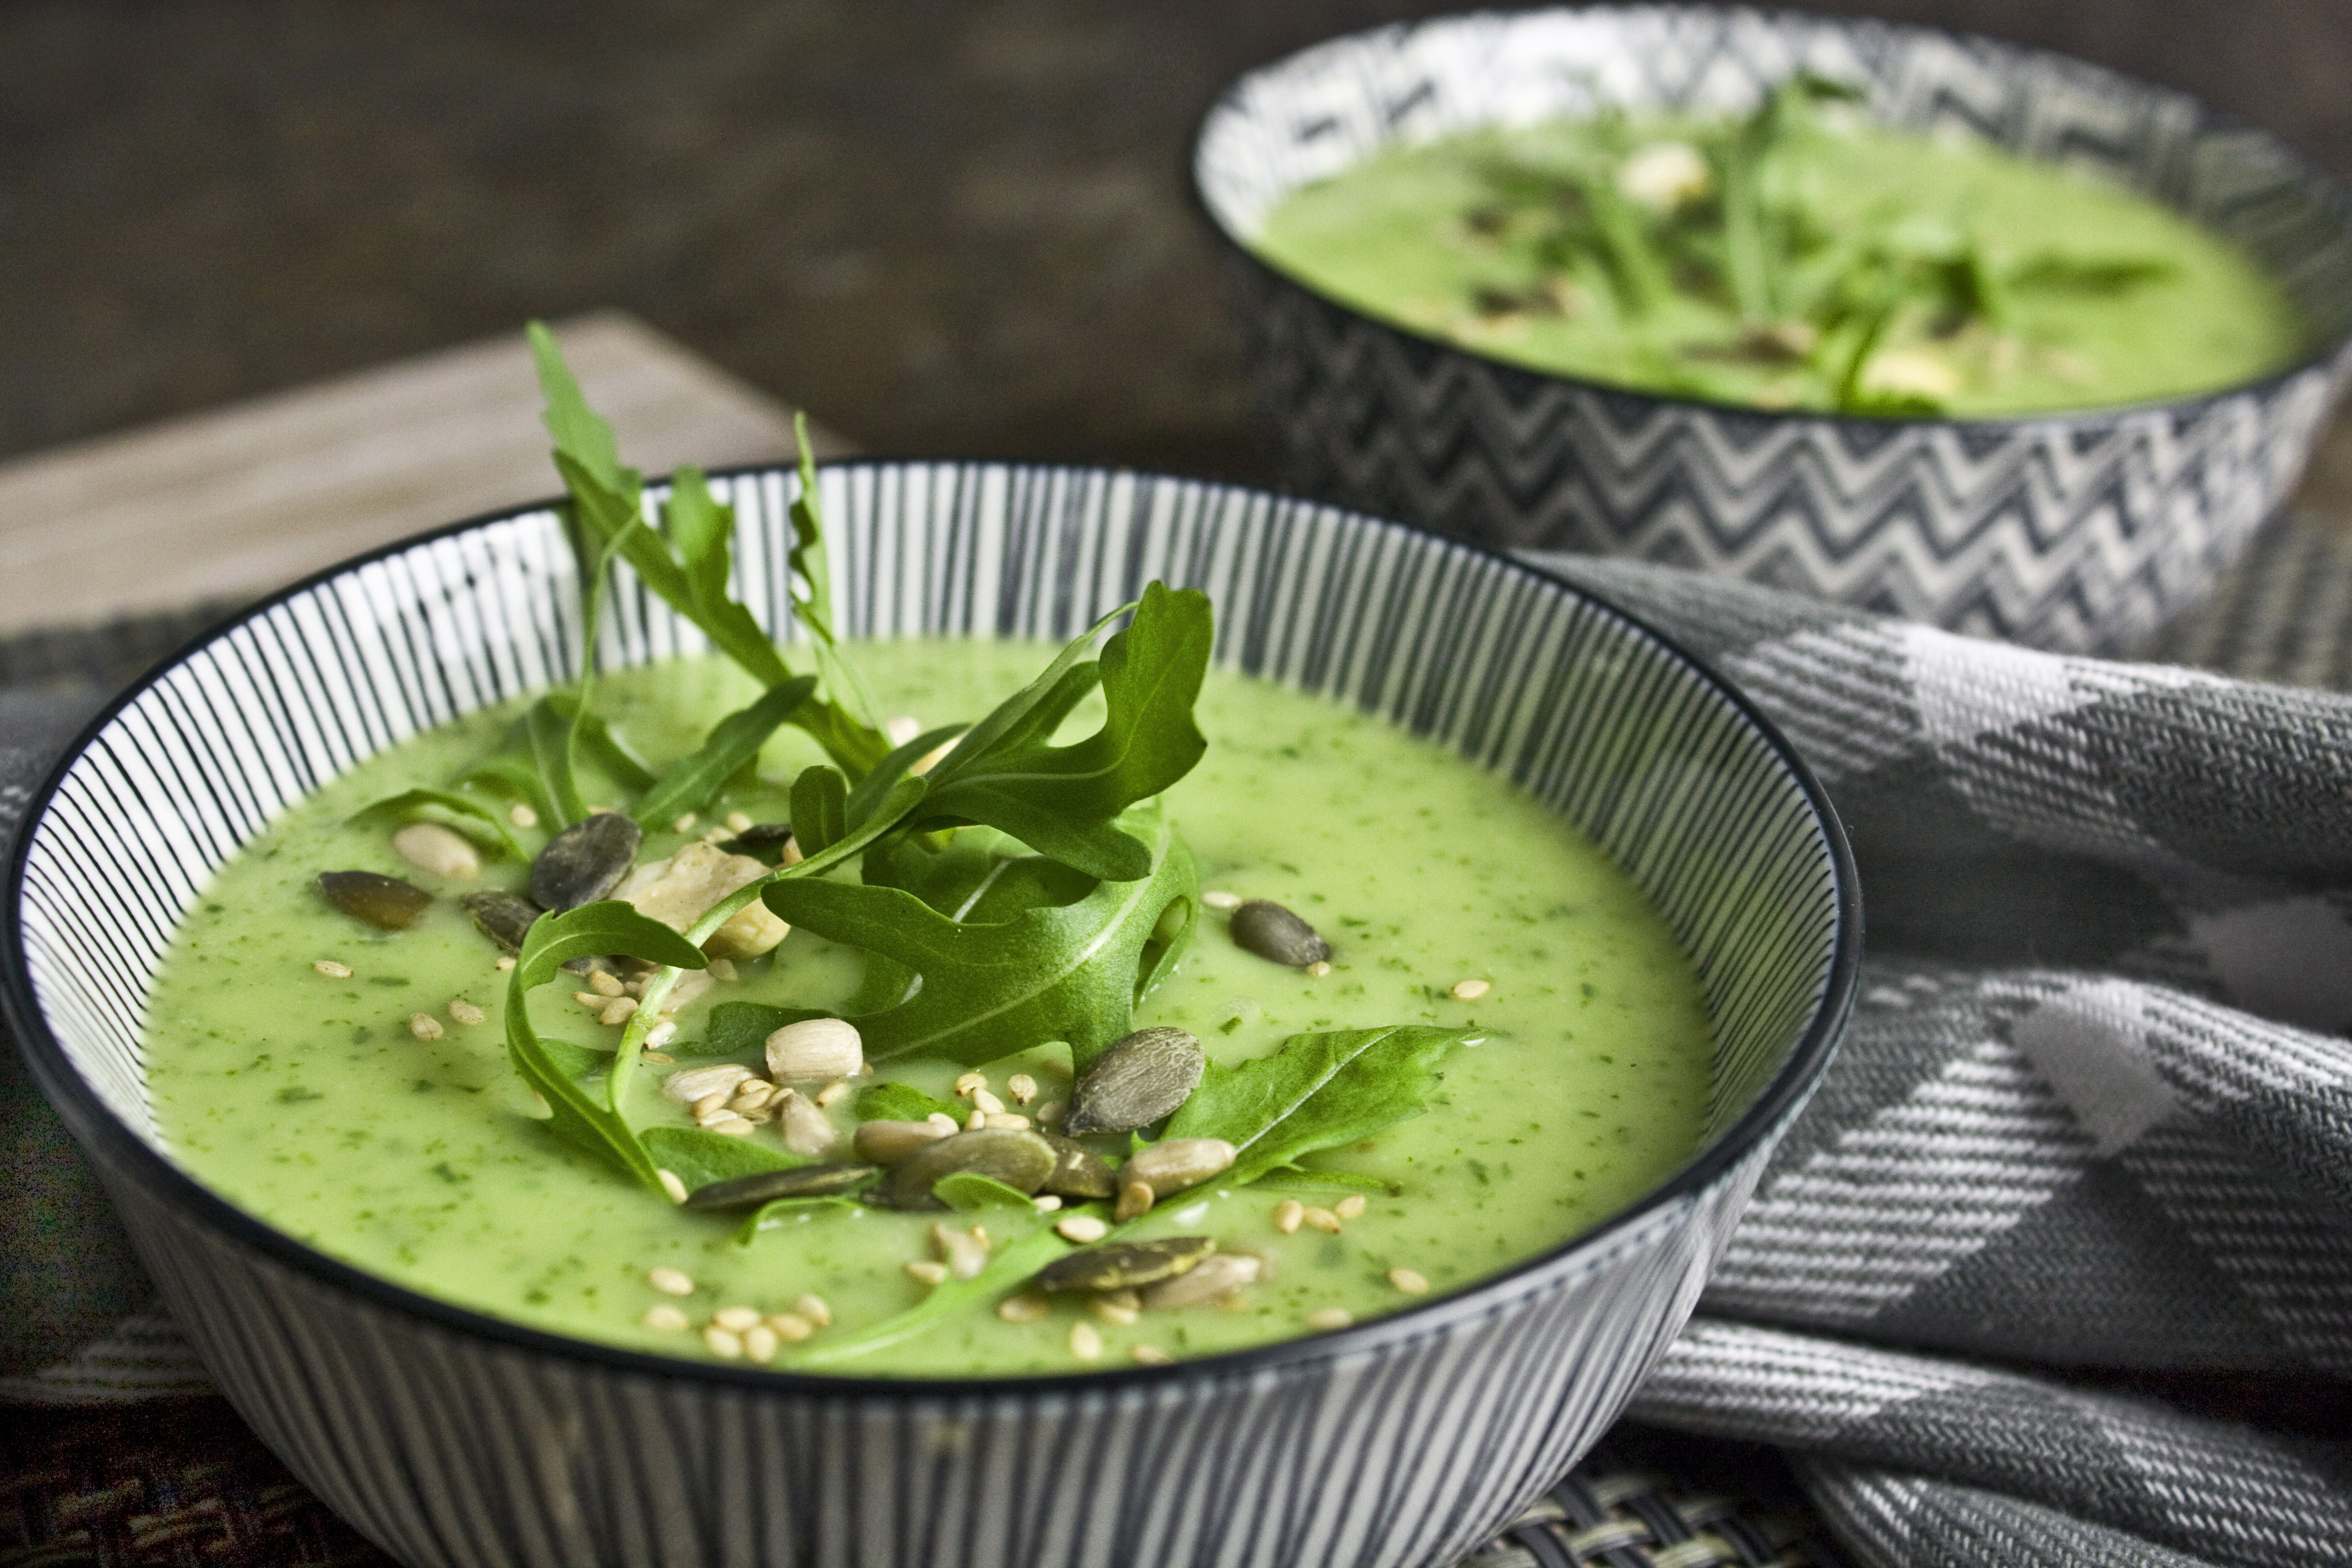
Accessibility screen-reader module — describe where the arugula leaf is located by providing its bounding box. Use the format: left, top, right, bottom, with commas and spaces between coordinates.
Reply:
790, 765, 850, 857
639, 1125, 808, 1192
695, 1000, 832, 1058
1161, 1025, 1478, 1186
503, 901, 707, 1191
844, 723, 966, 830
735, 1195, 864, 1245
854, 1081, 960, 1123
784, 418, 888, 756
764, 801, 1198, 1071
348, 789, 525, 859
912, 582, 1212, 881
635, 676, 817, 828
796, 1223, 1071, 1368
934, 1172, 1039, 1211
1248, 1169, 1402, 1196
524, 695, 590, 826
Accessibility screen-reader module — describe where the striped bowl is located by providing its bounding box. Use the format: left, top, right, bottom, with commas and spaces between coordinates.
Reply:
5, 464, 1857, 1568
1194, 6, 2352, 654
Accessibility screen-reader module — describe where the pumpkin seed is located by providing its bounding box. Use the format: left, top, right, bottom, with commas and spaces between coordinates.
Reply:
1139, 1252, 1263, 1309
1123, 1136, 1235, 1197
680, 1163, 880, 1211
1062, 1026, 1203, 1135
720, 822, 796, 864
877, 1128, 1057, 1211
1038, 1133, 1118, 1199
1034, 1236, 1216, 1294
461, 889, 542, 952
1228, 899, 1331, 967
317, 870, 432, 930
530, 812, 643, 912
853, 1118, 953, 1164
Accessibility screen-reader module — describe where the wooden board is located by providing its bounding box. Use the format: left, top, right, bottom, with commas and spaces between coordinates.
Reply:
0, 312, 848, 637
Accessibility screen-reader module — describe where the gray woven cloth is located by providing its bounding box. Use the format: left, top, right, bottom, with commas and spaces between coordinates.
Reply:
12, 526, 2352, 1562
1522, 540, 2352, 1568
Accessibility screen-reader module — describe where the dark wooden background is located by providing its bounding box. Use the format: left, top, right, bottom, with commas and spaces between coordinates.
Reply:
3, 1, 2346, 477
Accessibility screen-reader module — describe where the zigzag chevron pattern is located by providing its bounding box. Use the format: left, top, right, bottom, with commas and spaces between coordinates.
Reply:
1197, 6, 2352, 654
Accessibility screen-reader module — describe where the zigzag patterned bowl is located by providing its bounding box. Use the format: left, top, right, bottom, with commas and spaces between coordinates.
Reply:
1194, 6, 2352, 654
5, 464, 1857, 1568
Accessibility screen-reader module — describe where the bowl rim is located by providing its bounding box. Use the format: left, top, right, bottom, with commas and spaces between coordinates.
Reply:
1188, 1, 2352, 433
2, 457, 1861, 1399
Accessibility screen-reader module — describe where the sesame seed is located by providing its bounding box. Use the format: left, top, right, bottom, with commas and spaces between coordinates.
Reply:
954, 1071, 988, 1097
1068, 1321, 1103, 1360
704, 1114, 756, 1137
1006, 1074, 1038, 1105
703, 1326, 744, 1359
641, 1304, 690, 1332
573, 991, 606, 1010
644, 1021, 678, 1049
926, 1112, 961, 1135
1305, 961, 1332, 978
1201, 890, 1242, 910
1091, 1298, 1139, 1326
496, 956, 516, 971
1032, 1194, 1064, 1212
673, 813, 698, 834
590, 970, 625, 998
1302, 1206, 1342, 1234
1036, 1101, 1066, 1128
647, 1266, 695, 1296
1272, 1199, 1304, 1234
713, 1305, 761, 1332
1115, 1182, 1155, 1223
905, 1260, 949, 1286
1450, 978, 1491, 1000
794, 1294, 832, 1327
742, 1325, 780, 1362
982, 1112, 1031, 1130
1304, 1308, 1354, 1331
1131, 1344, 1174, 1366
656, 1169, 688, 1204
707, 959, 739, 983
814, 1080, 850, 1108
972, 1088, 1005, 1115
313, 960, 353, 978
1335, 1193, 1368, 1220
964, 1109, 987, 1131
600, 998, 638, 1028
409, 1013, 444, 1041
1056, 1215, 1109, 1244
448, 999, 486, 1027
726, 812, 754, 834
997, 1291, 1050, 1323
642, 1051, 675, 1064
692, 1090, 731, 1118
767, 1312, 815, 1342
509, 803, 539, 828
1389, 1267, 1431, 1294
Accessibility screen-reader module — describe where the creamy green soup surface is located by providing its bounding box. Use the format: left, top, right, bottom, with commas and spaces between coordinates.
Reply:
1251, 106, 2309, 417
146, 641, 1713, 1376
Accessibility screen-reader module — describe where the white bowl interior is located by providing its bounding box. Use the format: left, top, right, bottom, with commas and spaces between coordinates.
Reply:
19, 463, 1844, 1204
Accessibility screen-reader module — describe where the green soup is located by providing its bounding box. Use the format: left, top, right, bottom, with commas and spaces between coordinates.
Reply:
1251, 108, 2309, 417
145, 642, 1712, 1376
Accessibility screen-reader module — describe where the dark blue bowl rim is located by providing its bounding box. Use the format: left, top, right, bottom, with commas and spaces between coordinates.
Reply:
1188, 2, 2352, 433
2, 457, 1861, 1401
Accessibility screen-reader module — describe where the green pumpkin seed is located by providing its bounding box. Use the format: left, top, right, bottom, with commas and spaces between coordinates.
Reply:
1039, 1133, 1118, 1199
1063, 1026, 1204, 1135
1228, 900, 1331, 968
318, 870, 432, 930
1034, 1236, 1217, 1294
530, 812, 642, 912
461, 889, 542, 952
878, 1128, 1057, 1211
682, 1163, 878, 1211
720, 823, 796, 864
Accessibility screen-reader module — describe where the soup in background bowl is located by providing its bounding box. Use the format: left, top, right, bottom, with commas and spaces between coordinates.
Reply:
7, 461, 1856, 1568
1194, 5, 2352, 653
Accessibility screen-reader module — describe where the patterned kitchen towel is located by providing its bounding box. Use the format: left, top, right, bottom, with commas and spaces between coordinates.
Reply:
1525, 551, 2352, 1568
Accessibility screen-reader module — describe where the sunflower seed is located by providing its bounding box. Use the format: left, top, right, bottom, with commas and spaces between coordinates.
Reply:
530, 812, 643, 912
1123, 1137, 1235, 1198
765, 1017, 863, 1083
1228, 900, 1331, 968
1063, 1026, 1204, 1135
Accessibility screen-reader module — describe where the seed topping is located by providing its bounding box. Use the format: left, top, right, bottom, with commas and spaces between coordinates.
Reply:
318, 870, 432, 930
1035, 1236, 1216, 1294
313, 959, 352, 978
1228, 899, 1332, 968
647, 1266, 695, 1297
1450, 978, 1491, 1000
1063, 1026, 1204, 1136
1389, 1267, 1431, 1294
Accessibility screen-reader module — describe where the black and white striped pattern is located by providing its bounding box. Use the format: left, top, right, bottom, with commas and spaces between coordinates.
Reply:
5, 464, 1854, 1568
1193, 6, 2352, 655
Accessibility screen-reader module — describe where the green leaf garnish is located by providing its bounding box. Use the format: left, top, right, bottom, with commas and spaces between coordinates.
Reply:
909, 582, 1211, 883
634, 675, 818, 829
1162, 1025, 1479, 1187
796, 1222, 1071, 1368
764, 801, 1198, 1071
934, 1172, 1039, 1211
735, 1194, 864, 1245
696, 1000, 832, 1058
639, 1125, 808, 1191
347, 788, 525, 859
853, 1081, 960, 1123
